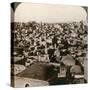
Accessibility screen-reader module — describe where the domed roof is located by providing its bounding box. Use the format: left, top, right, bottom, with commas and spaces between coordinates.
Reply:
70, 65, 82, 74
61, 55, 75, 66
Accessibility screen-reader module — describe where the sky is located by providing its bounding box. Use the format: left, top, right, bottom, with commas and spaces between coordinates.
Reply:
14, 3, 87, 23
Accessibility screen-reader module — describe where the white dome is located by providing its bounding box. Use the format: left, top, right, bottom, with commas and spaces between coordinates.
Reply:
15, 3, 87, 23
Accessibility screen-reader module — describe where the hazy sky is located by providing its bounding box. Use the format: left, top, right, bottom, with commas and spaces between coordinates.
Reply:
14, 3, 87, 23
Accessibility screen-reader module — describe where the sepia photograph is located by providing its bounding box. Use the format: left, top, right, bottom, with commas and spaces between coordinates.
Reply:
11, 2, 88, 88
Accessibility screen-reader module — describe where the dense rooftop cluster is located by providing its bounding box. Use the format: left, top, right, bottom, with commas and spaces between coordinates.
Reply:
12, 21, 87, 65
